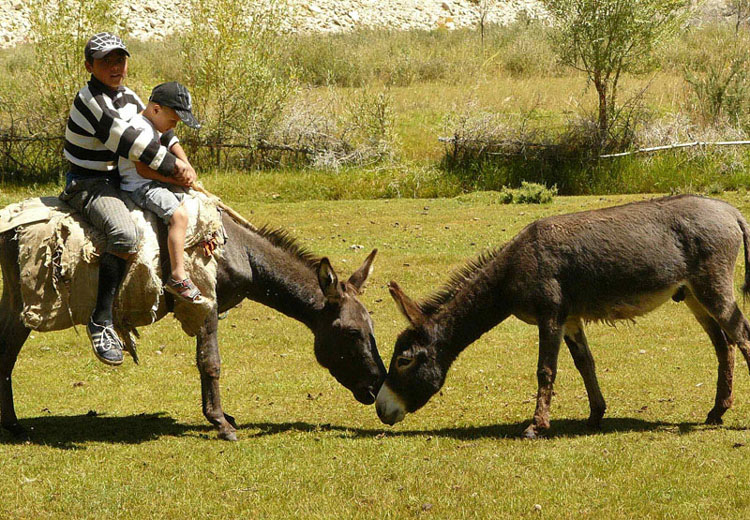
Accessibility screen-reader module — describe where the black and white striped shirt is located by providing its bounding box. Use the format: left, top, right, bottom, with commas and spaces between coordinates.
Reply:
65, 75, 177, 180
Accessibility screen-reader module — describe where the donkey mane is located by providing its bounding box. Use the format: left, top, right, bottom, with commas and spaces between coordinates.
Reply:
251, 223, 322, 270
418, 245, 506, 316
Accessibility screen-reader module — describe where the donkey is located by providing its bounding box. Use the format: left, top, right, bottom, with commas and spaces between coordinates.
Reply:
376, 195, 750, 438
0, 210, 386, 441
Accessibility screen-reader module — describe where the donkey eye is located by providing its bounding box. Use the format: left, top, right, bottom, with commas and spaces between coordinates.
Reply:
397, 356, 413, 368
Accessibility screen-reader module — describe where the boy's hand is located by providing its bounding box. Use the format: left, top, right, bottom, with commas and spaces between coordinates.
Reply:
174, 158, 197, 187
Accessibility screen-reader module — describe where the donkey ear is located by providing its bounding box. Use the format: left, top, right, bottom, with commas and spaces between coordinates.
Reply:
318, 258, 342, 303
347, 248, 377, 293
388, 280, 425, 326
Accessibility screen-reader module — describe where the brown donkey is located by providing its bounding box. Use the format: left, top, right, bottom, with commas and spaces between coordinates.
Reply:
376, 195, 750, 438
0, 211, 385, 441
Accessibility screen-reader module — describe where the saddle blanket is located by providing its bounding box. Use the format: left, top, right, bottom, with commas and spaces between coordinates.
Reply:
0, 190, 224, 342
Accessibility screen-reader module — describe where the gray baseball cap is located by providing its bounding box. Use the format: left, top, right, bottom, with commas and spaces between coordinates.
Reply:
150, 81, 201, 129
85, 32, 130, 61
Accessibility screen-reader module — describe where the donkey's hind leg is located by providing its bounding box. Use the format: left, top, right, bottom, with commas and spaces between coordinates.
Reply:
684, 285, 740, 425
563, 319, 606, 428
689, 277, 750, 370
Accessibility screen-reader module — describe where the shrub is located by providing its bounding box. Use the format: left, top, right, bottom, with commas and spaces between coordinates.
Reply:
500, 182, 558, 203
0, 0, 120, 182
681, 27, 750, 127
179, 0, 297, 168
543, 0, 688, 144
26, 0, 122, 132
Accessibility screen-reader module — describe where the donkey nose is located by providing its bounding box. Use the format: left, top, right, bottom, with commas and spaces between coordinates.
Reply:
375, 383, 406, 425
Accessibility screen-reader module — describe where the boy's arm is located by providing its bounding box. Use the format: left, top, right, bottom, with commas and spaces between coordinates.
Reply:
133, 160, 187, 186
170, 141, 189, 164
73, 87, 182, 178
169, 141, 196, 186
160, 128, 196, 184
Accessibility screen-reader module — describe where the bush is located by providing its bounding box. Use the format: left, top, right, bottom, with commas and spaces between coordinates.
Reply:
0, 0, 121, 182
681, 27, 750, 127
439, 101, 604, 193
179, 0, 297, 168
500, 182, 558, 203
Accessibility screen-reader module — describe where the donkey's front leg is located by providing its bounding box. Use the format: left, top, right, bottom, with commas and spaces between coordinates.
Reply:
523, 319, 563, 439
196, 306, 237, 441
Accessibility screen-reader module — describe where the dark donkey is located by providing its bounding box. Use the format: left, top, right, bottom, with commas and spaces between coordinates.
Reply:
376, 195, 750, 438
0, 210, 385, 441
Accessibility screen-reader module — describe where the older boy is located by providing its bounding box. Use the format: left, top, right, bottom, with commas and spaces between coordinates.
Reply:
119, 81, 205, 304
59, 32, 196, 366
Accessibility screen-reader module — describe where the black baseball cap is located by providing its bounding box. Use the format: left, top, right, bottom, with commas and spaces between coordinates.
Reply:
149, 82, 201, 129
85, 32, 130, 61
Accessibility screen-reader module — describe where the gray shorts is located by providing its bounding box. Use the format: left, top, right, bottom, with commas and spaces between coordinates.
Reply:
129, 182, 186, 224
59, 176, 140, 254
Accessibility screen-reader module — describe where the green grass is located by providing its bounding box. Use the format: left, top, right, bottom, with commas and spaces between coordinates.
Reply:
3, 188, 750, 518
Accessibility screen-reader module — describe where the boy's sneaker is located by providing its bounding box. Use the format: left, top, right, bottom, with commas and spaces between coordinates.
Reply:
164, 277, 205, 304
87, 319, 124, 366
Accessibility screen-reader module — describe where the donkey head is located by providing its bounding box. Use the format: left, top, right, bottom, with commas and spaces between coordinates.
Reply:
376, 281, 446, 425
313, 249, 386, 405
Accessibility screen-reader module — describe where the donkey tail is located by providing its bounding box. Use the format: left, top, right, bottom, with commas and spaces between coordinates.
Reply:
739, 214, 750, 300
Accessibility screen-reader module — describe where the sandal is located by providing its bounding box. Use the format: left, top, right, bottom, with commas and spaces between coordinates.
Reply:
165, 277, 205, 304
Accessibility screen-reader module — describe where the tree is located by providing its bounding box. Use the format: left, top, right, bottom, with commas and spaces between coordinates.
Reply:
180, 0, 296, 164
27, 0, 120, 133
542, 0, 687, 146
729, 0, 750, 32
468, 0, 495, 52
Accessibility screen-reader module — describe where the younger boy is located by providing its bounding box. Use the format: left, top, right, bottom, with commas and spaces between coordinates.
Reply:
118, 81, 205, 303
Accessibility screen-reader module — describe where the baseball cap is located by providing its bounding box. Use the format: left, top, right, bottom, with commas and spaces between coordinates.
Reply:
84, 32, 130, 61
149, 82, 201, 129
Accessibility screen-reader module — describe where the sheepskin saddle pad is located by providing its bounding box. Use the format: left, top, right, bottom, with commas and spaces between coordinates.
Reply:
0, 190, 224, 351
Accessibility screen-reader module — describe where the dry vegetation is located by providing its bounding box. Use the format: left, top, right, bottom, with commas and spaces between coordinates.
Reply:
3, 3, 750, 194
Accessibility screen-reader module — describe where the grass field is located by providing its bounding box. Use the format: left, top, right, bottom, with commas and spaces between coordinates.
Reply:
2, 186, 750, 518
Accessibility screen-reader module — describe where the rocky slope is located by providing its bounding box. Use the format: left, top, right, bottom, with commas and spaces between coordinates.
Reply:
0, 0, 735, 49
0, 1, 544, 48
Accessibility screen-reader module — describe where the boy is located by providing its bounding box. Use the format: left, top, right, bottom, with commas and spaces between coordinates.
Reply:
118, 81, 205, 304
60, 32, 196, 366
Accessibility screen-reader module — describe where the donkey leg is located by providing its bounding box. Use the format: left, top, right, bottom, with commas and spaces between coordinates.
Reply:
196, 306, 237, 441
523, 319, 563, 439
0, 314, 31, 438
689, 278, 750, 373
0, 233, 31, 439
683, 290, 735, 425
563, 319, 606, 429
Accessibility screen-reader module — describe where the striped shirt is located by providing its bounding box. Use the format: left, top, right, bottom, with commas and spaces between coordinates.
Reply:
65, 75, 177, 180
118, 114, 179, 192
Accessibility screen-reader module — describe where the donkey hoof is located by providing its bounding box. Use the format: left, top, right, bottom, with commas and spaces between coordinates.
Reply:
224, 412, 238, 429
522, 425, 539, 440
218, 429, 238, 442
705, 413, 724, 426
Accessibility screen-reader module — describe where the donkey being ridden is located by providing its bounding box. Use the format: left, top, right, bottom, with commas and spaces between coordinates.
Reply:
376, 195, 750, 438
0, 211, 386, 441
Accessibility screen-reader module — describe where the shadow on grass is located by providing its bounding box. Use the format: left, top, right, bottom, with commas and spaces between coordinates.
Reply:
0, 412, 213, 449
241, 416, 745, 440
4, 414, 745, 448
